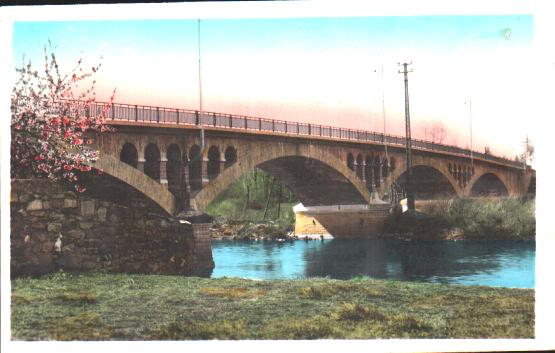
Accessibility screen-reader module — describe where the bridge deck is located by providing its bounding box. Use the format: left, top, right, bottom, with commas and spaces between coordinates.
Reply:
72, 99, 523, 169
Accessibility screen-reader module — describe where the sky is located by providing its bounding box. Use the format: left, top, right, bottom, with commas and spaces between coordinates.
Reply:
11, 15, 535, 159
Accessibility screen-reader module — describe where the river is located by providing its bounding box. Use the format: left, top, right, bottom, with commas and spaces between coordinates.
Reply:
211, 238, 535, 288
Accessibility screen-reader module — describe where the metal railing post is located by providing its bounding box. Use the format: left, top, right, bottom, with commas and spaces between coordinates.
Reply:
272, 120, 275, 132
259, 118, 262, 130
229, 115, 232, 128
213, 113, 217, 127
176, 109, 180, 124
195, 111, 200, 125
156, 107, 160, 123
134, 105, 138, 121
244, 117, 247, 129
308, 124, 311, 135
111, 104, 115, 120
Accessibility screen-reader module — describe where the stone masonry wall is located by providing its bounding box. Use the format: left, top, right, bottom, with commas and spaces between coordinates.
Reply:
10, 179, 214, 277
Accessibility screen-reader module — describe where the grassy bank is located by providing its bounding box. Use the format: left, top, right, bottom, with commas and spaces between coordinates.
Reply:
12, 272, 534, 340
387, 196, 536, 241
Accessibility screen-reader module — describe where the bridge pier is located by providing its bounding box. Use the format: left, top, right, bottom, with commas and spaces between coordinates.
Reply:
137, 158, 145, 173
160, 157, 168, 185
181, 159, 192, 210
369, 160, 376, 192
218, 153, 226, 176
360, 161, 367, 183
293, 203, 391, 239
377, 159, 384, 187
201, 157, 210, 187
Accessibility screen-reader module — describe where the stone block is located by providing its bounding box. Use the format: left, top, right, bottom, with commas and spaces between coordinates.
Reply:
49, 212, 65, 222
80, 222, 94, 230
31, 222, 47, 231
97, 207, 107, 222
80, 200, 96, 217
49, 199, 64, 209
41, 241, 53, 253
66, 229, 85, 239
19, 193, 31, 203
36, 233, 48, 242
47, 223, 62, 234
26, 199, 43, 211
63, 253, 82, 270
28, 210, 46, 217
63, 198, 78, 208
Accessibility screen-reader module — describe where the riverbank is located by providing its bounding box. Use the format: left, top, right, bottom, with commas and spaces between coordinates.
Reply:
210, 219, 293, 241
11, 272, 534, 340
384, 196, 535, 241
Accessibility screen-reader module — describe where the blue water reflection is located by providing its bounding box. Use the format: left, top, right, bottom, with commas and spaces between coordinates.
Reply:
211, 239, 535, 288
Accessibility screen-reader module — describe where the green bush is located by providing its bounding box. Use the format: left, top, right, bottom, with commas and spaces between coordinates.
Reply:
437, 197, 535, 240
205, 168, 297, 228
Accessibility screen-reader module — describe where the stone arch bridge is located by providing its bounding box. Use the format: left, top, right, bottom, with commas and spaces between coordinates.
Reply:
85, 101, 535, 217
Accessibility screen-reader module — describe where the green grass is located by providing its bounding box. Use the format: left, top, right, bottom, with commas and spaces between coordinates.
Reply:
11, 272, 534, 340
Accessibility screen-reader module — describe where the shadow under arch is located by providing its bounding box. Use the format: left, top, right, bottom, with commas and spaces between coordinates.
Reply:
380, 160, 462, 198
394, 165, 459, 200
469, 172, 509, 197
191, 146, 373, 212
87, 153, 176, 215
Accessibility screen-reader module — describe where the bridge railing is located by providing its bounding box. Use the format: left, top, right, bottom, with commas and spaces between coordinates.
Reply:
70, 99, 522, 168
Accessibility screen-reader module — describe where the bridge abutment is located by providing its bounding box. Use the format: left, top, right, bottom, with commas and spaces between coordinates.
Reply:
10, 179, 214, 278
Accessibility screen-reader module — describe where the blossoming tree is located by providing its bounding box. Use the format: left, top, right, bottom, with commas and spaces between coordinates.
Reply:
11, 43, 115, 192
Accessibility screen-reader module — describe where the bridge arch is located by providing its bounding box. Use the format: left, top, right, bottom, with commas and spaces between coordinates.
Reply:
382, 156, 390, 179
191, 145, 373, 212
347, 153, 355, 171
382, 159, 462, 198
120, 142, 138, 168
88, 153, 176, 215
144, 143, 161, 181
224, 146, 237, 168
207, 146, 221, 180
373, 155, 382, 188
188, 145, 202, 191
355, 153, 364, 179
468, 172, 509, 197
167, 144, 182, 198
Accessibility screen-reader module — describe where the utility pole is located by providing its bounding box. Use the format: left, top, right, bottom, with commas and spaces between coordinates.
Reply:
398, 62, 415, 211
382, 64, 388, 161
197, 18, 205, 157
465, 99, 474, 168
522, 135, 531, 170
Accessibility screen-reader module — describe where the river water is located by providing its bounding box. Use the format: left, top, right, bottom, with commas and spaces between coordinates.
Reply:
211, 238, 535, 288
